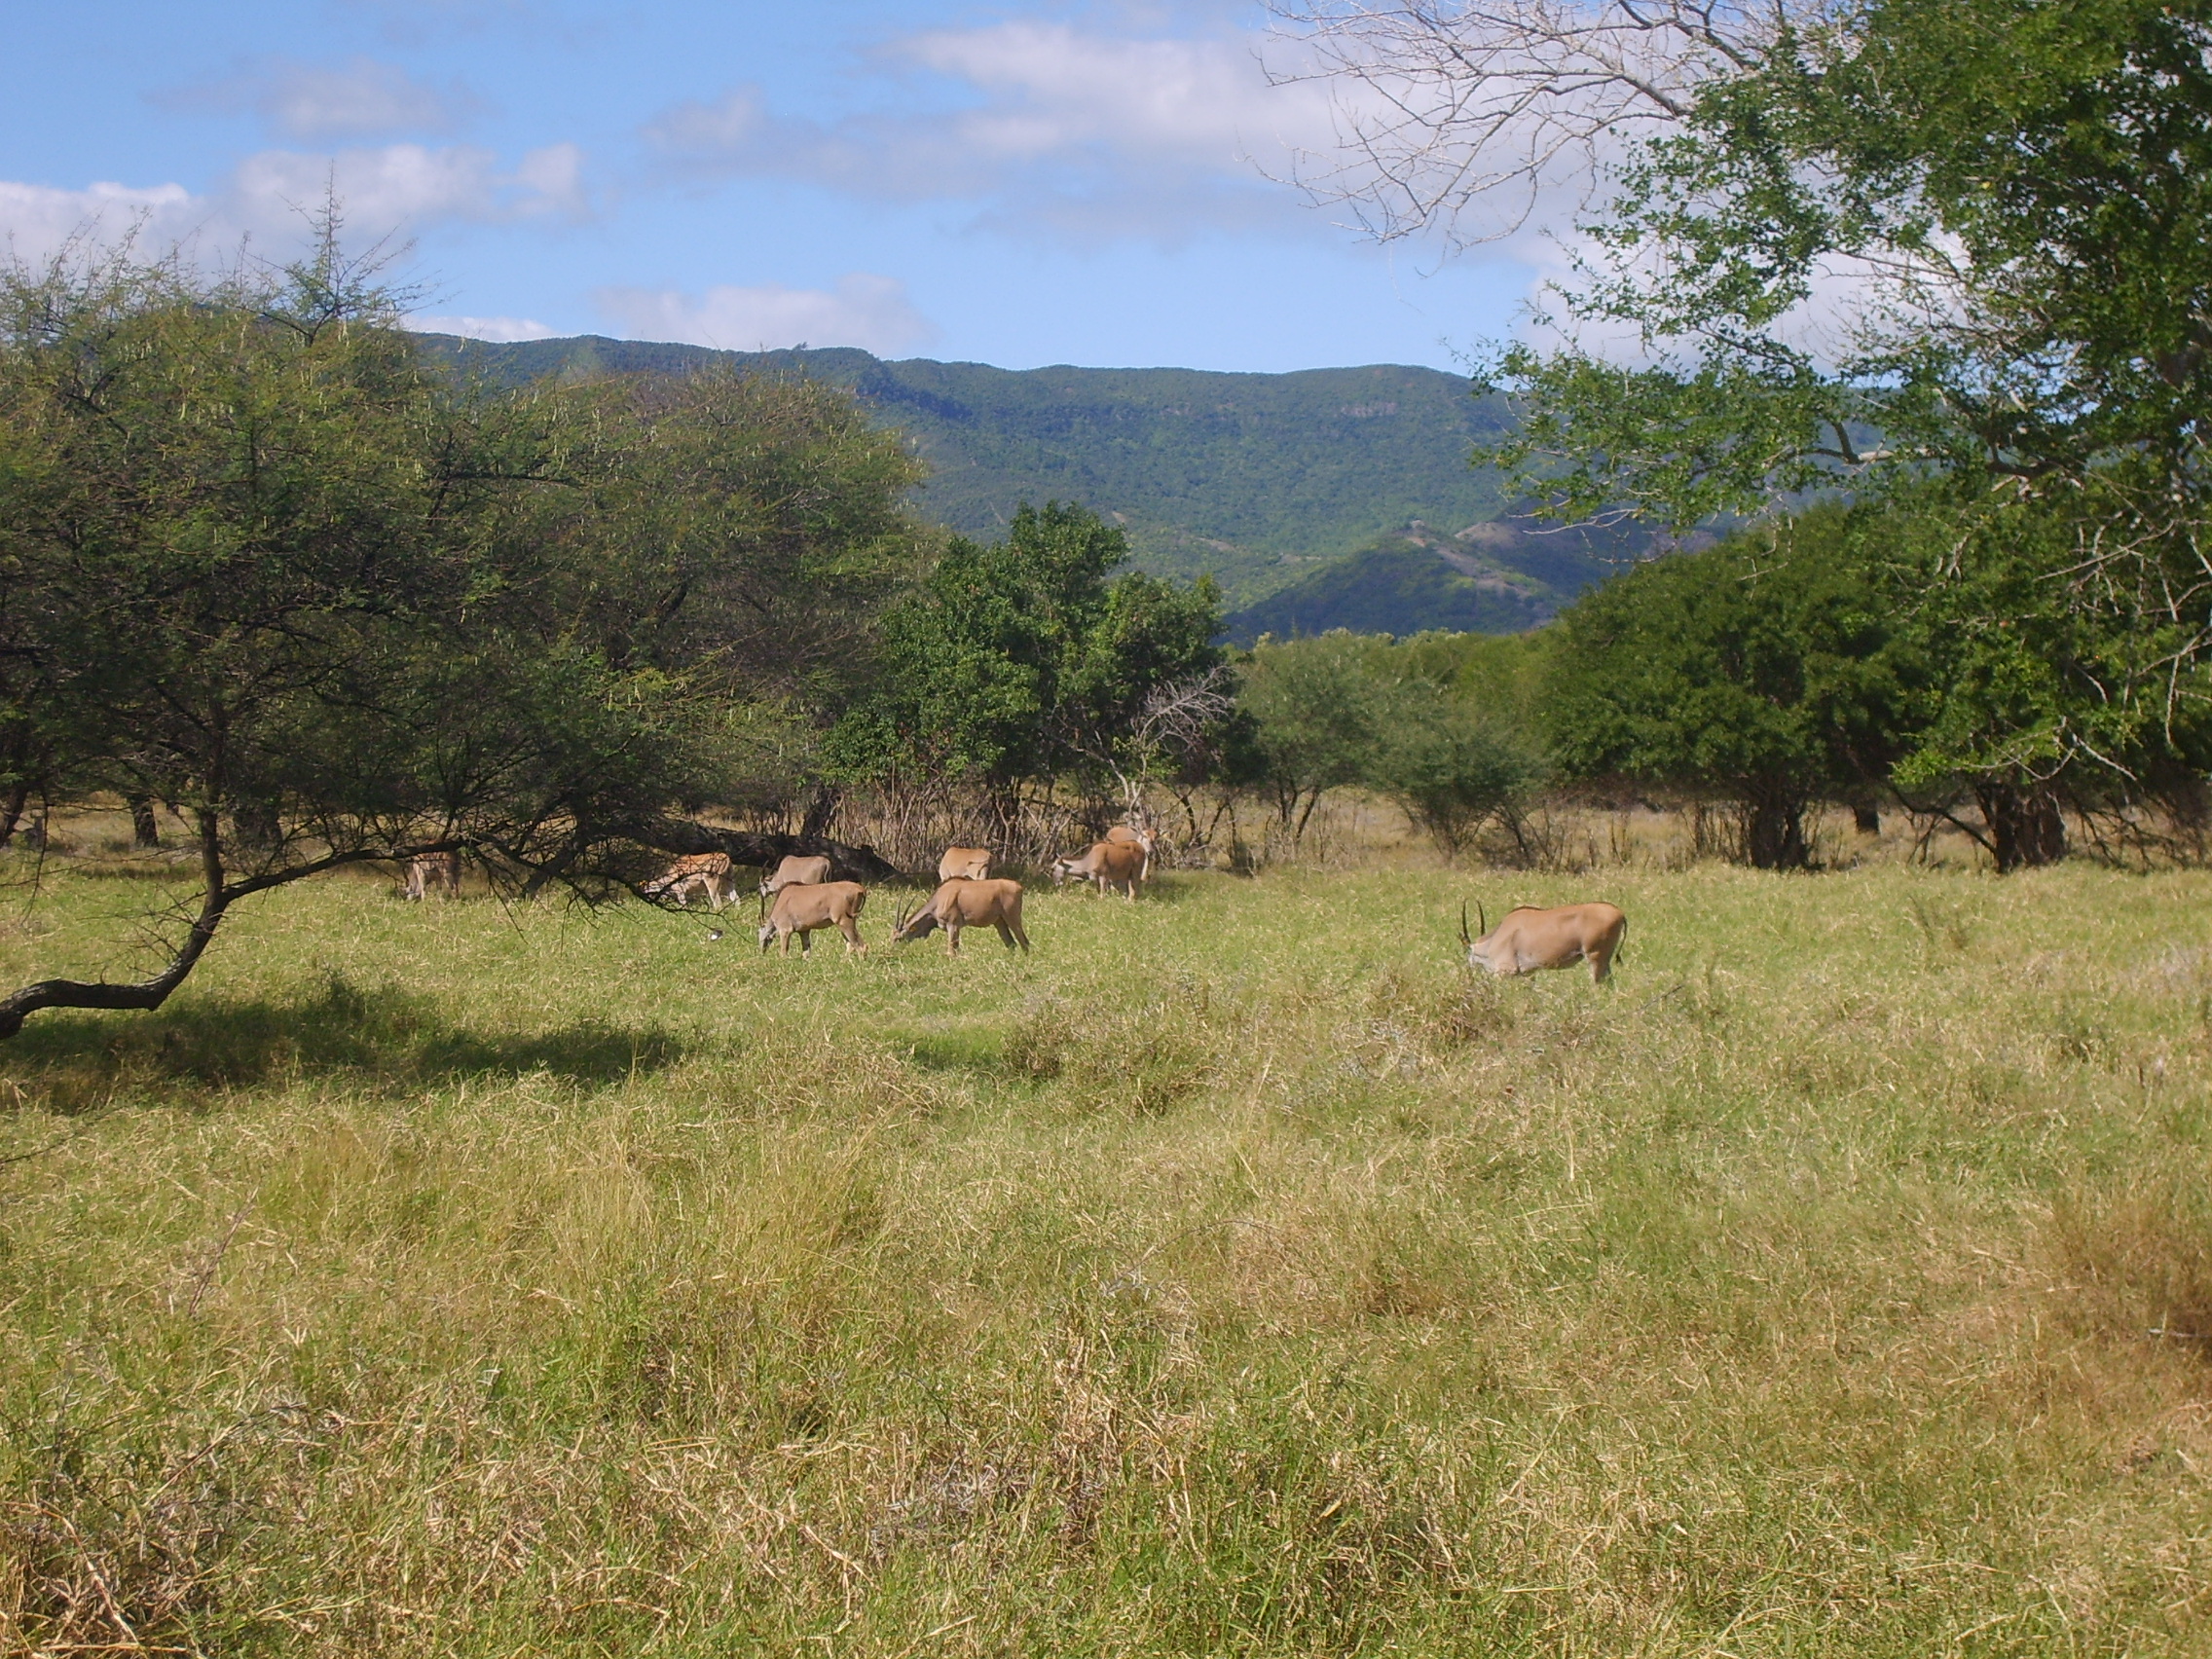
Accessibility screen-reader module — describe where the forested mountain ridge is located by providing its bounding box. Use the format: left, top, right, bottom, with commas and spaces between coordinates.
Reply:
416, 332, 1629, 625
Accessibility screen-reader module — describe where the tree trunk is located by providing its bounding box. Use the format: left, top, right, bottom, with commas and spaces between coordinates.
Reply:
1741, 786, 1811, 869
1973, 782, 2068, 872
0, 778, 27, 849
798, 784, 842, 840
129, 794, 162, 849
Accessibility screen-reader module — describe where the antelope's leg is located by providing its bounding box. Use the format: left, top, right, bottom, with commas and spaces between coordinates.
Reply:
841, 915, 866, 955
945, 921, 961, 956
995, 921, 1015, 950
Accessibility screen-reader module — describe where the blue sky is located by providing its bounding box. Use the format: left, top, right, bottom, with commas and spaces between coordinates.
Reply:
0, 1, 1540, 372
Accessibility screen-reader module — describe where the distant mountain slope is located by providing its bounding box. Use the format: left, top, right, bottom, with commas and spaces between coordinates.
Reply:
417, 333, 1564, 611
1224, 517, 1670, 645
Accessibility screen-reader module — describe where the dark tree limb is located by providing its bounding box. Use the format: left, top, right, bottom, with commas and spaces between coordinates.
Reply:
0, 825, 466, 1042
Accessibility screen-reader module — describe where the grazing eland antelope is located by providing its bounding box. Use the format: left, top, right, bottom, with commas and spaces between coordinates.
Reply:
758, 880, 868, 957
644, 852, 739, 911
759, 854, 833, 904
1051, 838, 1145, 900
1105, 822, 1157, 882
937, 846, 993, 882
1461, 901, 1628, 984
402, 850, 463, 901
892, 878, 1030, 955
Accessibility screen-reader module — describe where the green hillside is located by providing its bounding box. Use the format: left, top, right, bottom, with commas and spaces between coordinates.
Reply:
1224, 516, 1666, 644
419, 334, 1581, 612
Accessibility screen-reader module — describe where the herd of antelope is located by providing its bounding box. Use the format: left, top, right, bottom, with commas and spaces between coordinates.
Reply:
405, 823, 1629, 980
723, 828, 1149, 958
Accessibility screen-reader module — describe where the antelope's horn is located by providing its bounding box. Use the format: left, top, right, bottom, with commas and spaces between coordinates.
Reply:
1477, 903, 1487, 940
1459, 901, 1472, 948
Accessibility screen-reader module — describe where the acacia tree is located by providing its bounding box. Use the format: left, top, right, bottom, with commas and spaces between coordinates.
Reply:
0, 239, 919, 1040
1482, 0, 2212, 864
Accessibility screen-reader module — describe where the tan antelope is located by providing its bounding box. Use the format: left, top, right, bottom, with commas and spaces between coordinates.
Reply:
938, 846, 993, 882
759, 854, 833, 905
758, 881, 868, 956
1051, 838, 1145, 900
892, 878, 1031, 955
1105, 822, 1157, 882
402, 849, 463, 901
644, 852, 739, 911
1461, 901, 1628, 984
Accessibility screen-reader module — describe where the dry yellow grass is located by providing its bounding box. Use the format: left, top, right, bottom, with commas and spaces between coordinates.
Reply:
1, 845, 2209, 1655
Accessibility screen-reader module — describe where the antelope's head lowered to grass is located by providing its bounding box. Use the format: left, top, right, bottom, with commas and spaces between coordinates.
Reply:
1461, 901, 1628, 984
893, 878, 1031, 955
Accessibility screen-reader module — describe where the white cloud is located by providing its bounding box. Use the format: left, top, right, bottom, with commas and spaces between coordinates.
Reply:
510, 143, 587, 218
642, 20, 1339, 244
155, 56, 479, 140
896, 22, 1334, 165
642, 89, 762, 155
406, 313, 558, 341
596, 275, 935, 355
0, 180, 203, 265
0, 141, 592, 273
231, 141, 589, 234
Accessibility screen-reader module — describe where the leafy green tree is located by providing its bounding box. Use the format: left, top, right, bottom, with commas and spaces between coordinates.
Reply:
1235, 633, 1382, 843
1472, 0, 2212, 862
1543, 513, 1925, 866
1366, 689, 1540, 859
1236, 630, 1542, 857
827, 501, 1225, 804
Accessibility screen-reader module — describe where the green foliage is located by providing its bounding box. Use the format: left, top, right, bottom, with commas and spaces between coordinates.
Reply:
1367, 691, 1540, 859
1545, 510, 1924, 866
826, 501, 1225, 791
1235, 631, 1542, 855
1235, 634, 1381, 840
1478, 0, 2212, 818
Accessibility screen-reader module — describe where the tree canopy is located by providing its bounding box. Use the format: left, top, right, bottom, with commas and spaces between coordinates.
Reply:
1544, 510, 1925, 866
826, 501, 1226, 803
1434, 0, 2212, 861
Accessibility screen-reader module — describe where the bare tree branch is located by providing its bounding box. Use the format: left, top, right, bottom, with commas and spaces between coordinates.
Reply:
1262, 0, 1813, 244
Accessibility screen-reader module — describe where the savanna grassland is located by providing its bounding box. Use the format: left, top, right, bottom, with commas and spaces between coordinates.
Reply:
2, 850, 2211, 1656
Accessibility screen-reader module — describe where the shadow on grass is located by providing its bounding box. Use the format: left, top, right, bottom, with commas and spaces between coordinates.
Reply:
1035, 872, 1209, 909
1, 972, 685, 1109
893, 1027, 1005, 1075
